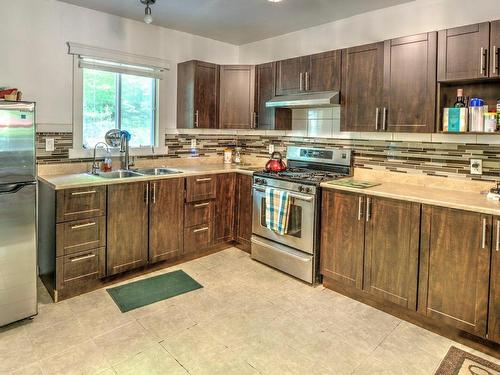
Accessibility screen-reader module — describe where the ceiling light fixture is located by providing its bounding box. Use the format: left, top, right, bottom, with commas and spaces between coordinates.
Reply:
140, 0, 156, 24
268, 0, 283, 2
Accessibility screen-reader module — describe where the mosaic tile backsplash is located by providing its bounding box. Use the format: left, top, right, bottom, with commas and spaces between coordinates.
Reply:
36, 132, 500, 182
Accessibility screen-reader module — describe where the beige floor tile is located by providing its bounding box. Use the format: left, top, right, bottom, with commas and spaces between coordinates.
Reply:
93, 321, 158, 366
112, 343, 187, 375
27, 319, 90, 360
137, 304, 197, 340
39, 339, 110, 375
182, 347, 259, 375
160, 324, 227, 365
76, 304, 134, 338
7, 362, 44, 375
0, 326, 38, 373
66, 289, 116, 314
23, 300, 75, 335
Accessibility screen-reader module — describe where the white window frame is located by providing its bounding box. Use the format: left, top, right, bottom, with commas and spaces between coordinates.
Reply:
67, 42, 170, 158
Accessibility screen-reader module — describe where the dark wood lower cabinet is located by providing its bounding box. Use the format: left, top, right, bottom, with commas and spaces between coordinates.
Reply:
320, 190, 365, 289
235, 174, 253, 252
418, 206, 491, 337
488, 216, 500, 343
149, 178, 185, 264
214, 173, 236, 244
107, 182, 149, 276
363, 197, 420, 309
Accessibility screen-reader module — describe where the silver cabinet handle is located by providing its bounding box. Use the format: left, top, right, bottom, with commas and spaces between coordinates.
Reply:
496, 219, 500, 252
71, 190, 96, 196
480, 47, 488, 76
70, 253, 96, 262
144, 184, 149, 204
494, 46, 499, 75
196, 178, 212, 182
71, 222, 96, 230
305, 72, 309, 91
194, 202, 210, 208
357, 196, 364, 221
193, 227, 209, 233
375, 108, 380, 130
382, 107, 387, 131
366, 197, 371, 222
482, 218, 487, 249
299, 72, 304, 91
194, 110, 199, 128
152, 183, 156, 204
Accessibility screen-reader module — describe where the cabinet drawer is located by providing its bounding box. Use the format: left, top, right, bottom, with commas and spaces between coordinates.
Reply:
185, 201, 213, 227
56, 216, 106, 257
56, 248, 105, 290
186, 175, 216, 202
56, 186, 106, 223
184, 223, 212, 254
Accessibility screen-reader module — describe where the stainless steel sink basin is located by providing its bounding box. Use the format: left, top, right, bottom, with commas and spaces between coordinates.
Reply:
135, 168, 182, 176
97, 170, 143, 179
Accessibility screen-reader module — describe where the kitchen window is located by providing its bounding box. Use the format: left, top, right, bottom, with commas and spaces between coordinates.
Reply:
68, 43, 170, 158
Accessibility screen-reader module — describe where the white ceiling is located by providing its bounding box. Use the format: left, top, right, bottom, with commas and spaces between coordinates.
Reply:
57, 0, 414, 45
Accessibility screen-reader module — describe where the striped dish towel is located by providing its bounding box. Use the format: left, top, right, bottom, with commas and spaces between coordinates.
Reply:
265, 188, 291, 235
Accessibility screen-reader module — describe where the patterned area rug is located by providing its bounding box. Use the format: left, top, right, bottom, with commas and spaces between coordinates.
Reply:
435, 346, 500, 375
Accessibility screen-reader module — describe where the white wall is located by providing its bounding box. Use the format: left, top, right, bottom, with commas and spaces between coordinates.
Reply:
239, 0, 500, 63
0, 0, 239, 131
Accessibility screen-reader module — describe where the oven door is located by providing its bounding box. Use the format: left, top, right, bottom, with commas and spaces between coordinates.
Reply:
252, 186, 316, 254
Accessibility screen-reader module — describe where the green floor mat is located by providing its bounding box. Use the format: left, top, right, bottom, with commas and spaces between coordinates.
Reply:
106, 270, 203, 313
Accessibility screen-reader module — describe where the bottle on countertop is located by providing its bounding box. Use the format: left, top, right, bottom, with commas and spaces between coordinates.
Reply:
454, 89, 466, 108
497, 98, 500, 131
233, 147, 242, 164
223, 148, 233, 164
102, 150, 113, 172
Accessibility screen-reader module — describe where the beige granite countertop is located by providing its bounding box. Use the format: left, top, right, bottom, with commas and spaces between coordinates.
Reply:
321, 179, 500, 216
38, 164, 260, 190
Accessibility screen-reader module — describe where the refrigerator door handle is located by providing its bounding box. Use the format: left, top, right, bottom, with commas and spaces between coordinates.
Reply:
0, 181, 37, 195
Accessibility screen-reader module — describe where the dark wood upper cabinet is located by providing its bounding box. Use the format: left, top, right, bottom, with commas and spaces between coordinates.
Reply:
214, 173, 236, 244
219, 65, 255, 129
490, 20, 500, 78
275, 56, 310, 95
341, 42, 384, 132
437, 22, 490, 81
235, 173, 253, 252
177, 60, 219, 129
107, 182, 149, 276
488, 216, 500, 343
363, 197, 420, 309
254, 62, 292, 130
308, 50, 341, 93
383, 33, 437, 133
320, 190, 365, 289
418, 205, 491, 337
149, 178, 185, 264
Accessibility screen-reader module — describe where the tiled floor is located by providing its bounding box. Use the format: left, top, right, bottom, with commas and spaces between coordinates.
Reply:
1, 247, 499, 375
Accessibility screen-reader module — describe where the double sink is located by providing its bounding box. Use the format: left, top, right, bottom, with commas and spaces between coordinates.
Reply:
94, 167, 182, 179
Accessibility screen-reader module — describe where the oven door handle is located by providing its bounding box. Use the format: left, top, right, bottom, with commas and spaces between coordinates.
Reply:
253, 187, 314, 202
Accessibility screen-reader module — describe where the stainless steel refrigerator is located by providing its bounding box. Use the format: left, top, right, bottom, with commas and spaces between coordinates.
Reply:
0, 101, 37, 327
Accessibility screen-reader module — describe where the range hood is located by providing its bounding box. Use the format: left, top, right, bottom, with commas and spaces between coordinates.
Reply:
266, 91, 340, 109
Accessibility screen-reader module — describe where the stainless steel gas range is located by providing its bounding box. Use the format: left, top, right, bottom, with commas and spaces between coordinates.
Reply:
251, 146, 352, 284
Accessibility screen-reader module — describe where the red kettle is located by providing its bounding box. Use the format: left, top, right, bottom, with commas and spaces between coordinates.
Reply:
265, 151, 287, 172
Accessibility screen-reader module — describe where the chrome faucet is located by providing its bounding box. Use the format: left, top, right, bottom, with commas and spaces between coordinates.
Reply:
91, 142, 110, 175
120, 130, 134, 170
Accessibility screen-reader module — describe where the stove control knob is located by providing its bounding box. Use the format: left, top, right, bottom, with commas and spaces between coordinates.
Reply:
298, 186, 304, 192
304, 187, 312, 194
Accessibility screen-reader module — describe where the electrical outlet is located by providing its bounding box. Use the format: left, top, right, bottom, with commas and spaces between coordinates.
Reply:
191, 139, 197, 149
45, 138, 55, 152
268, 144, 275, 154
470, 159, 483, 175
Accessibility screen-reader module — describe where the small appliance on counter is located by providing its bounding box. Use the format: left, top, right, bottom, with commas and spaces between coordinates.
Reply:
487, 182, 500, 201
0, 101, 37, 327
265, 151, 287, 172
